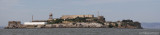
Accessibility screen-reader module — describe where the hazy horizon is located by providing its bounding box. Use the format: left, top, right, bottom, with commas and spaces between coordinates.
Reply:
0, 0, 160, 26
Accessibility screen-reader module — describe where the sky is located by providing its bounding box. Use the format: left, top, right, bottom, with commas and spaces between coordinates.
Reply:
0, 0, 160, 26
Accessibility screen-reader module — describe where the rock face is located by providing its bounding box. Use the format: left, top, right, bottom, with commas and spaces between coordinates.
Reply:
122, 20, 142, 29
107, 20, 142, 29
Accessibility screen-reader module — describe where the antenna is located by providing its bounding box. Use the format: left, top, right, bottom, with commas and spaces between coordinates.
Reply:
32, 15, 33, 21
97, 11, 100, 17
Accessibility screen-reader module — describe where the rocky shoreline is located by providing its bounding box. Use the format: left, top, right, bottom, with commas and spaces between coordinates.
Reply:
5, 20, 142, 29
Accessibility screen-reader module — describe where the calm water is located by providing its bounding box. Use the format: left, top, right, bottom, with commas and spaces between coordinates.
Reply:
0, 28, 160, 35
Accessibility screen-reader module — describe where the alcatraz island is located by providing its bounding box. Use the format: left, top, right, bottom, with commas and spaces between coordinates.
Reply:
5, 12, 143, 29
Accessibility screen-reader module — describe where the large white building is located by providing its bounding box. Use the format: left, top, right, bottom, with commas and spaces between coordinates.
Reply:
24, 22, 47, 25
60, 15, 94, 19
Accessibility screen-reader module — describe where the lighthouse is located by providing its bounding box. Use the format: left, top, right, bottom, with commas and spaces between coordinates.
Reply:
48, 13, 53, 21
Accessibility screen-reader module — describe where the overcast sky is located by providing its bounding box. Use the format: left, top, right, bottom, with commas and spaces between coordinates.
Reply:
0, 0, 160, 26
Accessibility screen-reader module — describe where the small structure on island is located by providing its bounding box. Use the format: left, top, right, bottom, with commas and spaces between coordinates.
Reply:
6, 21, 23, 28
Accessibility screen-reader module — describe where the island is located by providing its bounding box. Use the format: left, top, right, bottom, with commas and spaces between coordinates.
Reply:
5, 13, 143, 29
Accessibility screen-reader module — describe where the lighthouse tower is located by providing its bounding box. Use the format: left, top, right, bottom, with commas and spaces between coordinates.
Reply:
48, 13, 53, 20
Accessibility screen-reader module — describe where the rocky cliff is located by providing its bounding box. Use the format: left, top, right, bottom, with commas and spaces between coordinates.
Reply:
107, 20, 142, 29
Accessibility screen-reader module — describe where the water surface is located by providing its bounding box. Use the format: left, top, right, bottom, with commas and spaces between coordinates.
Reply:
0, 28, 159, 35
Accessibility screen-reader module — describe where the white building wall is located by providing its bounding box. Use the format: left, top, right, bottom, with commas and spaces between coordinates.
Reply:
24, 22, 47, 25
